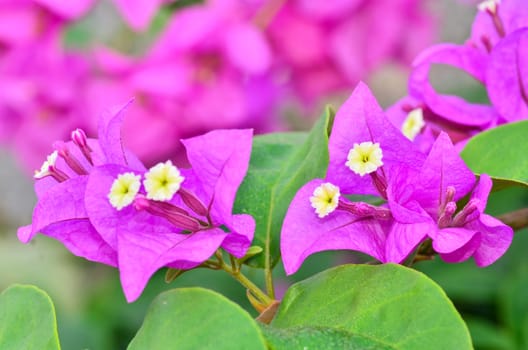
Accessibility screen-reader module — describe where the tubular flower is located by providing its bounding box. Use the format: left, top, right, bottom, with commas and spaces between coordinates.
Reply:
85, 127, 255, 302
143, 160, 185, 201
281, 83, 430, 275
19, 100, 255, 302
16, 101, 144, 269
108, 172, 142, 210
401, 108, 425, 141
345, 142, 383, 176
310, 182, 341, 218
388, 132, 513, 266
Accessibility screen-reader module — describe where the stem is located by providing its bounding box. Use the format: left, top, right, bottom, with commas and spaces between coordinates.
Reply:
222, 262, 274, 307
265, 266, 275, 299
498, 208, 528, 231
229, 254, 239, 273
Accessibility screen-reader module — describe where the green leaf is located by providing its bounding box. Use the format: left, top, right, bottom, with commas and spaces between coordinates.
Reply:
237, 246, 264, 264
128, 287, 267, 350
234, 106, 335, 268
272, 264, 472, 350
0, 284, 61, 350
461, 120, 528, 189
261, 325, 396, 350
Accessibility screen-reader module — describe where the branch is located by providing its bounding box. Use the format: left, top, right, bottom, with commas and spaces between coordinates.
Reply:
498, 208, 528, 231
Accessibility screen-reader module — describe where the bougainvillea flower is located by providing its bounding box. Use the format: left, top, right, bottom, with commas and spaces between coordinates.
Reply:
33, 0, 94, 20
384, 95, 437, 153
470, 0, 528, 52
0, 38, 91, 172
402, 0, 528, 140
0, 0, 94, 46
84, 128, 255, 302
326, 82, 425, 195
409, 43, 499, 129
86, 0, 277, 164
281, 83, 430, 274
486, 28, 528, 120
388, 132, 513, 266
281, 179, 390, 274
260, 0, 436, 102
15, 102, 141, 267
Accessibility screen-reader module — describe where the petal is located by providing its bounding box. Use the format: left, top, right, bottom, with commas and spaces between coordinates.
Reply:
223, 23, 271, 74
221, 213, 255, 258
181, 129, 253, 221
295, 0, 363, 20
415, 132, 475, 214
129, 61, 191, 98
486, 28, 528, 121
326, 82, 425, 195
85, 164, 174, 249
384, 96, 436, 154
97, 100, 133, 165
467, 214, 514, 267
385, 221, 431, 263
150, 6, 220, 57
386, 164, 425, 223
118, 228, 227, 302
20, 176, 89, 243
470, 0, 528, 50
34, 0, 95, 19
470, 174, 493, 212
433, 227, 481, 257
280, 179, 387, 275
409, 44, 496, 127
41, 219, 117, 267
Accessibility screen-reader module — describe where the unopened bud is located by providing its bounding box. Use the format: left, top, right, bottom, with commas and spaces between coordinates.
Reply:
134, 196, 203, 232
179, 188, 208, 217
438, 201, 456, 228
453, 199, 480, 226
71, 128, 93, 164
53, 141, 88, 176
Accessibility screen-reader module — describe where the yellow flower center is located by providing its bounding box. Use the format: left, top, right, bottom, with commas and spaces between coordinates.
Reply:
108, 172, 141, 210
310, 183, 341, 218
143, 160, 184, 201
401, 108, 425, 141
345, 142, 384, 176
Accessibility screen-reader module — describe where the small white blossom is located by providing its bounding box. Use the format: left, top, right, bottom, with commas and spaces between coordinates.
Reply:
345, 142, 384, 176
108, 172, 141, 210
402, 108, 425, 141
310, 183, 341, 218
143, 160, 184, 201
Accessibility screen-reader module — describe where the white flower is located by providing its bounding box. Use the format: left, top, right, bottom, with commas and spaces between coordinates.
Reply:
345, 142, 384, 176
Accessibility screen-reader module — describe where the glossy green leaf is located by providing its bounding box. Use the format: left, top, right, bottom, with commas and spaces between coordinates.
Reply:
461, 120, 528, 189
0, 284, 61, 350
128, 288, 267, 350
272, 264, 472, 350
234, 106, 334, 268
261, 325, 396, 350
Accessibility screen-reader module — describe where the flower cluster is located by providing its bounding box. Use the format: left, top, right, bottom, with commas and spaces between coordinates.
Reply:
18, 102, 255, 302
0, 0, 435, 172
281, 83, 514, 274
387, 0, 528, 149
